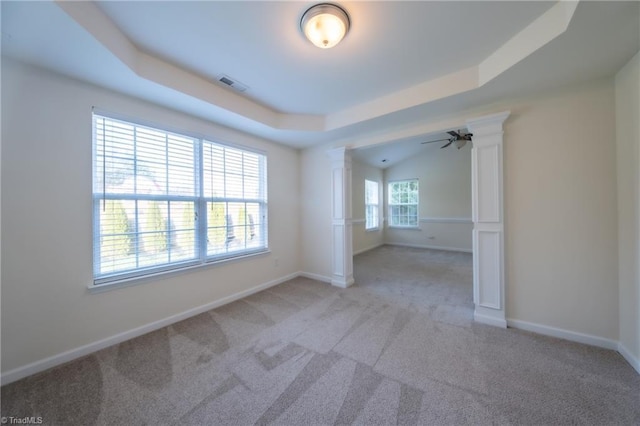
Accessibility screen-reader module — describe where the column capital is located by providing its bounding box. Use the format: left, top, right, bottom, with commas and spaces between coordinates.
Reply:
327, 146, 352, 166
466, 111, 511, 138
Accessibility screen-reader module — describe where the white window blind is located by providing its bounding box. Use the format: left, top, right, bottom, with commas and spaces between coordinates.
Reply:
365, 179, 379, 230
93, 114, 267, 285
202, 142, 267, 259
388, 179, 418, 227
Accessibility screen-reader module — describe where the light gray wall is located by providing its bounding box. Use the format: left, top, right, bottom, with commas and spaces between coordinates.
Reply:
300, 144, 332, 280
352, 160, 384, 254
502, 80, 618, 340
1, 59, 301, 374
616, 50, 640, 367
384, 143, 472, 252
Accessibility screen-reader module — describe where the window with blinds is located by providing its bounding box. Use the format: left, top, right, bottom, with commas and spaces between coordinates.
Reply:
93, 114, 268, 285
388, 179, 419, 227
365, 179, 379, 230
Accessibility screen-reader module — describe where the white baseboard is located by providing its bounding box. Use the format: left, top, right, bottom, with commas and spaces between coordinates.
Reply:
507, 318, 619, 351
385, 242, 472, 253
353, 244, 384, 256
0, 272, 299, 386
297, 271, 332, 284
331, 277, 355, 288
618, 342, 640, 374
299, 272, 355, 288
474, 312, 507, 328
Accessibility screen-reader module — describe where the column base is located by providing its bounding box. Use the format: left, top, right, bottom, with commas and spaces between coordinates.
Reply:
331, 276, 354, 288
474, 306, 507, 328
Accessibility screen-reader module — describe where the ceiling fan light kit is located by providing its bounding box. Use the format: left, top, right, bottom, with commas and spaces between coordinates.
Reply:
301, 3, 350, 49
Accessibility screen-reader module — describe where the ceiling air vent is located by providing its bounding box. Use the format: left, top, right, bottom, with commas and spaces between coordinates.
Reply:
217, 74, 248, 93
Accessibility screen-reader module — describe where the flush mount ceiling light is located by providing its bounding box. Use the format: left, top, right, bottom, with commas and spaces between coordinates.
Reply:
300, 3, 350, 49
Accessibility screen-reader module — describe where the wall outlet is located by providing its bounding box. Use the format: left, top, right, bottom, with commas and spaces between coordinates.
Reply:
273, 258, 279, 267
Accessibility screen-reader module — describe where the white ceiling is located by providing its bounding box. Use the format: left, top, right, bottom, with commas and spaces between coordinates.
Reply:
95, 1, 553, 115
2, 1, 638, 161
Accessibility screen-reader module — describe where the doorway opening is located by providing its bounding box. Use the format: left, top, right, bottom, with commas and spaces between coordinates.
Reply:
328, 111, 509, 327
350, 131, 474, 323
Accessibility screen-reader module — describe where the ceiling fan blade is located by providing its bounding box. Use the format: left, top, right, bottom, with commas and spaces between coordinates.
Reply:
440, 139, 454, 149
421, 138, 450, 144
447, 130, 460, 138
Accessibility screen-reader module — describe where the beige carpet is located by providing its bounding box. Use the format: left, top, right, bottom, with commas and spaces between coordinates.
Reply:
2, 245, 639, 425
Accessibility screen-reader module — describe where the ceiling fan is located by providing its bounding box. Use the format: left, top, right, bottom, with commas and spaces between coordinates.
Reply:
421, 130, 473, 149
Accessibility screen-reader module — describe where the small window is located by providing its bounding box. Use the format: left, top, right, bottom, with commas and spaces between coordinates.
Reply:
365, 180, 379, 230
388, 179, 419, 227
93, 114, 268, 285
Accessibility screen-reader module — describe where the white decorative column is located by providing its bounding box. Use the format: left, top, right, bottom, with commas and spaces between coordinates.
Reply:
328, 147, 354, 288
466, 111, 510, 328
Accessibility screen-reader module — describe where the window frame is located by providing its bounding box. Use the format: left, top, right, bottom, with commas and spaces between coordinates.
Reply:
387, 179, 419, 228
92, 112, 268, 287
364, 179, 380, 231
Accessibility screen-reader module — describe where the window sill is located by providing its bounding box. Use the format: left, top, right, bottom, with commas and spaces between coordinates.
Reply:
88, 249, 271, 294
365, 227, 381, 232
387, 226, 421, 231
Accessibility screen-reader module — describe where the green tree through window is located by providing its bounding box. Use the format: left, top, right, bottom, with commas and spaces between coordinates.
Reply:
101, 200, 132, 257
143, 201, 167, 254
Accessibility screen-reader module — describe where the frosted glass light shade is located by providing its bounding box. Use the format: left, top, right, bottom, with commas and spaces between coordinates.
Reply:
301, 4, 350, 49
